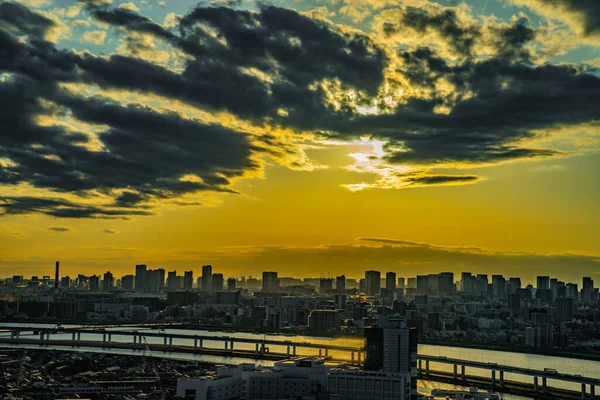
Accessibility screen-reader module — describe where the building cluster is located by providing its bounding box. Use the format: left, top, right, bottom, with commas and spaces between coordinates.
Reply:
0, 349, 212, 399
176, 316, 416, 400
1, 264, 599, 352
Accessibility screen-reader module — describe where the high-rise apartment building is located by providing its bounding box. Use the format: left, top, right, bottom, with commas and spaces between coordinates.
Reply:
211, 273, 224, 292
201, 265, 212, 292
262, 271, 279, 292
365, 270, 381, 296
89, 275, 99, 291
461, 272, 474, 294
386, 272, 396, 291
336, 275, 346, 293
492, 275, 506, 299
121, 275, 134, 290
438, 272, 454, 296
102, 271, 113, 292
135, 264, 146, 291
183, 270, 193, 290
537, 276, 550, 291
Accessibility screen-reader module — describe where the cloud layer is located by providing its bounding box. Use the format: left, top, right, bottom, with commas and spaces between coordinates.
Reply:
0, 0, 599, 218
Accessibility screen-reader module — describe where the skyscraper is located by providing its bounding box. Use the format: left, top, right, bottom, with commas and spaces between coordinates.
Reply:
555, 297, 574, 322
537, 276, 550, 291
89, 275, 99, 291
227, 277, 236, 290
121, 275, 134, 290
167, 271, 180, 290
211, 273, 224, 292
476, 274, 488, 297
157, 268, 166, 289
336, 275, 346, 293
582, 277, 594, 302
438, 272, 454, 296
135, 264, 146, 291
508, 277, 522, 294
184, 270, 193, 290
365, 270, 381, 296
262, 271, 279, 292
416, 275, 429, 295
397, 277, 405, 290
492, 275, 506, 299
461, 272, 474, 294
102, 271, 113, 292
386, 272, 396, 291
365, 315, 417, 398
202, 265, 212, 292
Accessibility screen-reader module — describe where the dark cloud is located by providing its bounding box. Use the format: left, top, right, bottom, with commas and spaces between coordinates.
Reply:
534, 0, 600, 36
388, 8, 480, 57
114, 191, 149, 207
46, 226, 73, 232
342, 50, 600, 165
491, 18, 536, 62
224, 240, 600, 283
102, 229, 118, 234
405, 174, 480, 185
0, 0, 599, 215
80, 4, 387, 126
0, 2, 55, 39
1, 196, 155, 219
87, 7, 176, 42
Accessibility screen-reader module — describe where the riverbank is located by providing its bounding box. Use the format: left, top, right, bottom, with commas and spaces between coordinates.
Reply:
3, 319, 600, 364
420, 339, 600, 362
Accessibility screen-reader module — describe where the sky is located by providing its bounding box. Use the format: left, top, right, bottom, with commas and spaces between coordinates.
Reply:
0, 0, 598, 283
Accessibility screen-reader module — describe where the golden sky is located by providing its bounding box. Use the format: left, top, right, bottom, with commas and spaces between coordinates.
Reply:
0, 0, 599, 283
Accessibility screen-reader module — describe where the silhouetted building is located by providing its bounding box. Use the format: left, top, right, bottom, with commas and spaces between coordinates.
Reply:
336, 275, 346, 293
167, 271, 181, 291
473, 274, 486, 298
438, 272, 454, 296
556, 297, 574, 322
537, 276, 550, 290
183, 270, 193, 290
262, 271, 279, 292
121, 274, 134, 290
507, 277, 521, 294
89, 275, 99, 291
102, 271, 113, 292
211, 273, 224, 292
308, 310, 341, 331
582, 277, 594, 302
461, 272, 474, 294
319, 278, 333, 292
386, 272, 396, 291
135, 264, 146, 291
201, 265, 212, 292
365, 270, 381, 296
508, 293, 521, 311
60, 276, 70, 289
227, 277, 236, 290
492, 275, 506, 299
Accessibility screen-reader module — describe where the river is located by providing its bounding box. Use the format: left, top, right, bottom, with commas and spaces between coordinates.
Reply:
1, 323, 598, 399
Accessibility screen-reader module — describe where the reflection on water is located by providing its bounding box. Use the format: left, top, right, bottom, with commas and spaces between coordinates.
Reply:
2, 323, 598, 399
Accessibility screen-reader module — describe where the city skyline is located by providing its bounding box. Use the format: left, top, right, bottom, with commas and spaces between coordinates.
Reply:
1, 0, 599, 281
5, 261, 596, 291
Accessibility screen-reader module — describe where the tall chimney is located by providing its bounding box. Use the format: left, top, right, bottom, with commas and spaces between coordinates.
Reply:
55, 261, 59, 289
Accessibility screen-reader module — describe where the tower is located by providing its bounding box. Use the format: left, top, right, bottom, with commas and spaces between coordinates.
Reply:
54, 261, 59, 289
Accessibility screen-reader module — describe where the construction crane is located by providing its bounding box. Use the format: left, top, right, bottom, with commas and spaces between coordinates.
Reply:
142, 336, 166, 400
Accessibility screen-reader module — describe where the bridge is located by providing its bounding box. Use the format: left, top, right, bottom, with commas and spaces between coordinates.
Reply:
0, 325, 366, 363
419, 355, 600, 399
2, 326, 599, 398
